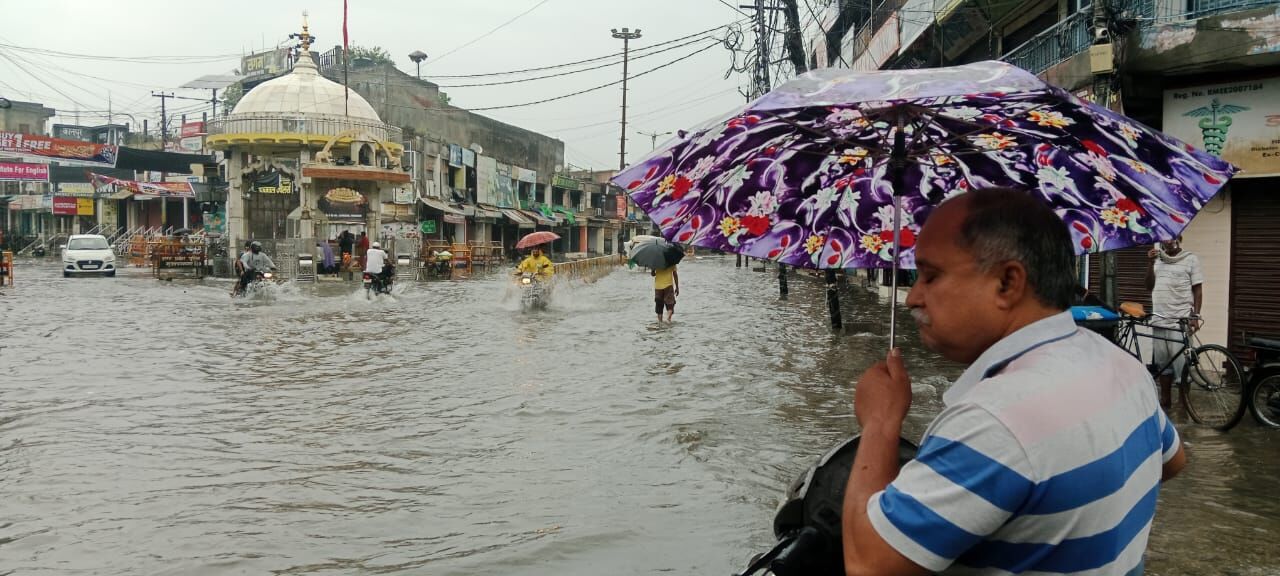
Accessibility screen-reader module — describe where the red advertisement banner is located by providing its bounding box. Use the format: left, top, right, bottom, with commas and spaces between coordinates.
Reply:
89, 172, 194, 198
0, 131, 117, 166
52, 196, 79, 215
0, 162, 49, 181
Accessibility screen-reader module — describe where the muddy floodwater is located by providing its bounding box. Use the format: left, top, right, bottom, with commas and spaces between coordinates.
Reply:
1, 257, 1276, 574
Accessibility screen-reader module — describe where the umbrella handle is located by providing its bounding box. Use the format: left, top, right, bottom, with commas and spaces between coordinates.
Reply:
888, 119, 907, 350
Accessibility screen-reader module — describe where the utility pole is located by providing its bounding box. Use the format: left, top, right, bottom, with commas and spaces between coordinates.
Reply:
741, 0, 790, 300
611, 27, 642, 171
151, 91, 175, 148
637, 129, 672, 150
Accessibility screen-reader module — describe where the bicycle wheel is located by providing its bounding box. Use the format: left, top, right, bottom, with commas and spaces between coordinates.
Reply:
1183, 344, 1247, 431
1249, 374, 1280, 429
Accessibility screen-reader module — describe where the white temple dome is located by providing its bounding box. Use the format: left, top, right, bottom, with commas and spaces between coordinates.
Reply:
231, 52, 382, 121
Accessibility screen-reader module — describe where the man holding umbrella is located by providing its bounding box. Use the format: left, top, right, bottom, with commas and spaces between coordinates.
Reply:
629, 236, 685, 323
842, 189, 1185, 575
514, 231, 560, 281
653, 264, 679, 323
517, 246, 554, 281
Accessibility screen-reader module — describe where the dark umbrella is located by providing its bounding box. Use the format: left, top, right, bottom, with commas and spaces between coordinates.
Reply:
629, 237, 685, 270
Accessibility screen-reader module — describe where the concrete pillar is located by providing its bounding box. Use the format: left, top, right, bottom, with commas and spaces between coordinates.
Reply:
226, 150, 246, 267
299, 148, 315, 239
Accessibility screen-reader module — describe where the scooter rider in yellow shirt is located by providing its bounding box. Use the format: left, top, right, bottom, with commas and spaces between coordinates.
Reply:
516, 247, 554, 280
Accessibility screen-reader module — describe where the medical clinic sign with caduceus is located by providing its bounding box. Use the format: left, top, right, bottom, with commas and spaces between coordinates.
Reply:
1164, 78, 1280, 177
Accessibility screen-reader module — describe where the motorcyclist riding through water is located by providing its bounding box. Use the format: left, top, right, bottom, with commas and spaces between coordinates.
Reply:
235, 241, 277, 295
364, 241, 393, 282
515, 247, 554, 281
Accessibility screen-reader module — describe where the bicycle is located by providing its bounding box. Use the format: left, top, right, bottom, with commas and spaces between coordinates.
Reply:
1114, 303, 1247, 431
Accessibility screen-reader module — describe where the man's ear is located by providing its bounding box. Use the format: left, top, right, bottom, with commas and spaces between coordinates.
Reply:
994, 260, 1029, 310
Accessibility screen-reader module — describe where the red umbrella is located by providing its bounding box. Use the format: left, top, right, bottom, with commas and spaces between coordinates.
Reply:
516, 231, 560, 249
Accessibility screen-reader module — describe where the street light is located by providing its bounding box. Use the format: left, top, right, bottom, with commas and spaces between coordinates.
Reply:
637, 129, 673, 150
408, 50, 428, 79
611, 27, 641, 171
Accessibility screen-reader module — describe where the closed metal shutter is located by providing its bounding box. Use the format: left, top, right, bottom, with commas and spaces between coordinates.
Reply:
1087, 247, 1152, 309
1229, 179, 1280, 357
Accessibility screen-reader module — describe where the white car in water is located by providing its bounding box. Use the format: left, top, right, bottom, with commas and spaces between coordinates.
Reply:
61, 234, 117, 277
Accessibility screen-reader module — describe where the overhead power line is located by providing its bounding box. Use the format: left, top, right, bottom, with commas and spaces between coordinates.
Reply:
426, 21, 747, 79
429, 41, 721, 112
434, 34, 718, 88
0, 42, 242, 64
428, 0, 555, 66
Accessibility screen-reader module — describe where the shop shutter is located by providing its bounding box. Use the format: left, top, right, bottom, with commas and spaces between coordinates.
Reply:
1229, 180, 1280, 358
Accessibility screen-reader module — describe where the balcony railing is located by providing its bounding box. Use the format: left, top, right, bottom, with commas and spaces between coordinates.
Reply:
207, 113, 402, 143
997, 0, 1276, 74
1000, 8, 1093, 75
1152, 0, 1277, 21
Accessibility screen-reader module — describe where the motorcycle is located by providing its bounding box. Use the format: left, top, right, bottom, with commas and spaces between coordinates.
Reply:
430, 250, 453, 278
363, 269, 394, 297
736, 435, 919, 576
234, 270, 279, 298
1244, 335, 1280, 428
516, 272, 547, 310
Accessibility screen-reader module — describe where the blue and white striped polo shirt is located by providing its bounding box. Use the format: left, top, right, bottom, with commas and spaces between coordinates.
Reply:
869, 311, 1180, 575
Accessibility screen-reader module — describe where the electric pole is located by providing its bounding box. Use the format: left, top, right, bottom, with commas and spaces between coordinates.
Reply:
637, 129, 672, 150
151, 91, 174, 147
611, 27, 642, 171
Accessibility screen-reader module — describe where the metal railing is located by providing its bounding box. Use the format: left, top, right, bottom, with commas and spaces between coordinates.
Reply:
1150, 0, 1276, 21
997, 0, 1275, 74
1000, 9, 1094, 75
207, 113, 402, 143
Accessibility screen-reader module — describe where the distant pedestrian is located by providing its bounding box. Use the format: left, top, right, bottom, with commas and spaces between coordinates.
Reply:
653, 264, 679, 323
318, 241, 336, 274
357, 231, 370, 264
339, 231, 354, 259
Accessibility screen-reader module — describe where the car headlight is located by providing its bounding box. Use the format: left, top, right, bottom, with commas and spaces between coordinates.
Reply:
105, 254, 116, 262
521, 277, 532, 285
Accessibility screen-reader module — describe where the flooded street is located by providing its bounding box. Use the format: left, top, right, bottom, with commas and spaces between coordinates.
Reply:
1, 257, 1276, 575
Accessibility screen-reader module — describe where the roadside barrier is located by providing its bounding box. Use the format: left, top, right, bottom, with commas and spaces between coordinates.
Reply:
553, 254, 625, 282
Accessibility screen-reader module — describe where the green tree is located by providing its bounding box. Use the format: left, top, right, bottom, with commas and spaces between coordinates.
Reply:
220, 82, 244, 114
348, 45, 394, 66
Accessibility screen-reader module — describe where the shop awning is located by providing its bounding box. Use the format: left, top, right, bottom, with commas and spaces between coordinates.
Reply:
520, 209, 555, 226
474, 205, 502, 221
500, 208, 534, 228
420, 196, 465, 216
109, 189, 133, 200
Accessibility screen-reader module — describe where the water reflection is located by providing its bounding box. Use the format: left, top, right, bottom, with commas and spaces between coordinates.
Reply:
0, 257, 1274, 575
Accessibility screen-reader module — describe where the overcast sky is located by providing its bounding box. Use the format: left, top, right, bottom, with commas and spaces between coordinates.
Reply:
0, 0, 761, 170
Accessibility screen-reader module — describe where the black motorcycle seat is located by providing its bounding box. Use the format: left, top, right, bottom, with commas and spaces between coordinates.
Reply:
1248, 336, 1280, 351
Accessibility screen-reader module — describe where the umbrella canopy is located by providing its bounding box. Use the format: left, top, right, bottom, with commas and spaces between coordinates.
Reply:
516, 231, 560, 250
629, 238, 685, 270
613, 60, 1235, 272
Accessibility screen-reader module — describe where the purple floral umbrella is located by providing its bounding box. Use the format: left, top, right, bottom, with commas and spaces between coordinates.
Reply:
612, 60, 1235, 342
